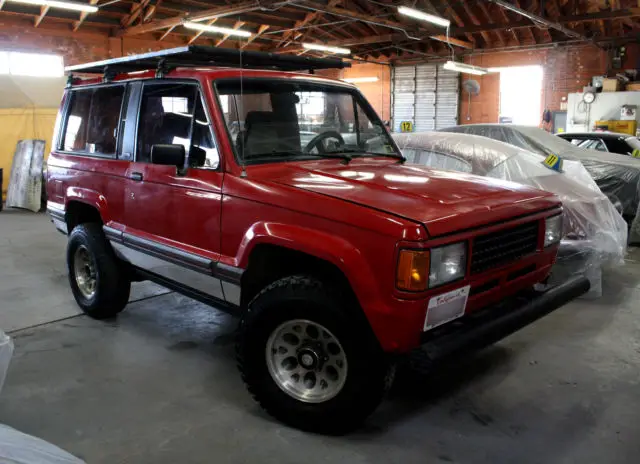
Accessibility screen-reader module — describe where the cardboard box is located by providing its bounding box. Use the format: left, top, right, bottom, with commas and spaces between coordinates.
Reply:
627, 82, 640, 91
602, 78, 622, 92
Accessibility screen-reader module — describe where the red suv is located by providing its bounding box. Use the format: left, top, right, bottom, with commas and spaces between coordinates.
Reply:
46, 46, 588, 433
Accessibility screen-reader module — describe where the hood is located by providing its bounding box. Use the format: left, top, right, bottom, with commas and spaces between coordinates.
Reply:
265, 159, 559, 237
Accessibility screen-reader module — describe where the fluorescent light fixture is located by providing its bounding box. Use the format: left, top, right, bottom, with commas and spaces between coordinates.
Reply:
398, 6, 451, 28
8, 0, 98, 12
342, 76, 379, 83
184, 21, 252, 38
443, 61, 488, 75
487, 67, 505, 73
302, 43, 351, 55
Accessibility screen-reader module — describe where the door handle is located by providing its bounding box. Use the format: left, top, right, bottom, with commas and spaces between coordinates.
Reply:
129, 172, 143, 181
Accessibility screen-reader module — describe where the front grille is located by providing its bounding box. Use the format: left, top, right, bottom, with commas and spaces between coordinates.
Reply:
470, 221, 539, 274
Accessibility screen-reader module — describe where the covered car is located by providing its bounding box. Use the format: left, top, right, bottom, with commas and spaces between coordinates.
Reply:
440, 124, 640, 243
393, 131, 628, 296
557, 132, 640, 157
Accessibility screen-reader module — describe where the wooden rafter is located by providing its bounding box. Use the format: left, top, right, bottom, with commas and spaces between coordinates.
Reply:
296, 0, 473, 48
241, 24, 269, 48
121, 0, 151, 28
528, 0, 552, 41
34, 5, 49, 27
460, 0, 494, 46
122, 1, 263, 36
476, 1, 507, 46
72, 0, 99, 32
187, 18, 217, 44
439, 0, 476, 45
158, 25, 176, 41
513, 0, 536, 44
214, 21, 246, 47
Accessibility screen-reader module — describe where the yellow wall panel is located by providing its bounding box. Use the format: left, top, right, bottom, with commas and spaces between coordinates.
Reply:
0, 108, 57, 202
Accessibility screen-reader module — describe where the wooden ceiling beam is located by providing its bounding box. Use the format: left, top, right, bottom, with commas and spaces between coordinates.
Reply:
439, 0, 476, 45
34, 4, 49, 27
241, 24, 269, 48
121, 0, 151, 28
187, 17, 216, 44
460, 0, 494, 46
297, 0, 473, 48
72, 0, 99, 31
453, 8, 640, 33
214, 20, 246, 47
158, 24, 175, 41
121, 1, 265, 36
512, 0, 535, 44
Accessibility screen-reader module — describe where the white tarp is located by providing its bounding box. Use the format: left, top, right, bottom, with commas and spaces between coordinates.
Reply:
394, 131, 628, 297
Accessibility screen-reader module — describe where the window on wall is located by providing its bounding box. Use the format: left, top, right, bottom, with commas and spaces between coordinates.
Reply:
0, 51, 64, 77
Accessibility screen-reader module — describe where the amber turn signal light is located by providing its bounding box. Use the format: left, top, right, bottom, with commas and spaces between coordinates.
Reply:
396, 249, 429, 291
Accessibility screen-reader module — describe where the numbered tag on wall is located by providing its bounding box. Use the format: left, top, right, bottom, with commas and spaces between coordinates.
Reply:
400, 121, 413, 133
543, 153, 563, 172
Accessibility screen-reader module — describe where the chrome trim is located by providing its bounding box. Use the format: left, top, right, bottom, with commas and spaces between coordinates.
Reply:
47, 203, 67, 235
215, 262, 244, 285
103, 226, 123, 242
51, 217, 68, 235
110, 241, 225, 300
122, 232, 213, 275
221, 281, 241, 306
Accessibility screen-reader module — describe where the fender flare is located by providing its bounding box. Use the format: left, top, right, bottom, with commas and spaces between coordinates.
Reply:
236, 222, 383, 310
65, 187, 111, 223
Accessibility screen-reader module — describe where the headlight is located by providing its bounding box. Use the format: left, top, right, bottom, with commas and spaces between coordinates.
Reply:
429, 242, 467, 288
544, 214, 563, 247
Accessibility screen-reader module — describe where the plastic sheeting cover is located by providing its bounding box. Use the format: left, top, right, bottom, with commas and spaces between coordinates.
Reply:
0, 329, 12, 395
394, 131, 628, 296
0, 425, 85, 464
440, 124, 640, 243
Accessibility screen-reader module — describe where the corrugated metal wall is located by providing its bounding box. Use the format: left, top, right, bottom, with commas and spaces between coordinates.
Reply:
392, 64, 459, 132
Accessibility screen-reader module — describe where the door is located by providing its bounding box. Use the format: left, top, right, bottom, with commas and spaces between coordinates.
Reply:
120, 80, 225, 297
392, 64, 460, 132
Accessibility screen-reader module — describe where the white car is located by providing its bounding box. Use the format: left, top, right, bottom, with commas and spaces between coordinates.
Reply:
439, 124, 640, 243
393, 131, 628, 296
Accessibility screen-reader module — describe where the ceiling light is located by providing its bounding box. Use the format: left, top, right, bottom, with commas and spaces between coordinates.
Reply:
302, 43, 351, 55
398, 6, 451, 28
184, 21, 252, 38
342, 76, 378, 83
8, 0, 98, 12
443, 61, 488, 75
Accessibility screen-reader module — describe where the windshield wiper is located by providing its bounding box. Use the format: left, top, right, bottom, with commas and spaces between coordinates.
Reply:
246, 150, 352, 164
329, 149, 406, 163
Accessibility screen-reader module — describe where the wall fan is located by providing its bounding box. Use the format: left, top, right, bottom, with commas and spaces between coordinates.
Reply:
463, 79, 480, 121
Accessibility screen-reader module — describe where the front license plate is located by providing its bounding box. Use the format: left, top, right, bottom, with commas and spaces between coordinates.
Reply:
424, 285, 470, 331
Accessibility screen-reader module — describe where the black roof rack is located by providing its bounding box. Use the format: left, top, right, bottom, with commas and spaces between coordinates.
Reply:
64, 45, 351, 76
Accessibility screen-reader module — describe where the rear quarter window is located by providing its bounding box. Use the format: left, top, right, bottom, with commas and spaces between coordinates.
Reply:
61, 85, 125, 156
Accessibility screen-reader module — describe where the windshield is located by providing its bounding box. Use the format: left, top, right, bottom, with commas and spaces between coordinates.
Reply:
215, 78, 398, 164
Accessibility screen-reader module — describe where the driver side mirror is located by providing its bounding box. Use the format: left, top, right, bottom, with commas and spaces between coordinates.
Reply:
151, 144, 185, 167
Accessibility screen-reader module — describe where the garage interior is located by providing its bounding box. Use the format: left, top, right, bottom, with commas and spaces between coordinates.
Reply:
2, 0, 640, 462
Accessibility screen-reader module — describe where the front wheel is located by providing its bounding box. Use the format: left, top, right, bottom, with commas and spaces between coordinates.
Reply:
236, 276, 390, 434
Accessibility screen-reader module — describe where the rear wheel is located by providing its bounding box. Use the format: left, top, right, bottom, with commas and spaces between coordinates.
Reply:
237, 276, 390, 434
67, 223, 130, 319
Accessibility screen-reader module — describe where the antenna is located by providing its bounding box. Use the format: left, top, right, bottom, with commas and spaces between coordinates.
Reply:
239, 40, 247, 178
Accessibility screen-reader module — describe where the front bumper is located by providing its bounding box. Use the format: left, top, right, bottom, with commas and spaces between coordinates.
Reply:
417, 276, 590, 361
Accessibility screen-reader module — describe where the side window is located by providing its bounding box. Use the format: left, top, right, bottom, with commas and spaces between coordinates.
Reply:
192, 98, 220, 169
62, 86, 124, 155
136, 83, 197, 163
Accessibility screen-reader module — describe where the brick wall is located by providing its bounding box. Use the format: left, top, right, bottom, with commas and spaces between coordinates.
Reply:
459, 45, 609, 125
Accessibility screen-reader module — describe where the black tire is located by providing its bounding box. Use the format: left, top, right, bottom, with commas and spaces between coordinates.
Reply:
67, 223, 130, 319
236, 276, 390, 434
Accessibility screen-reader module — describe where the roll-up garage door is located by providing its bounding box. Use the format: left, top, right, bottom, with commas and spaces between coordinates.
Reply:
392, 64, 460, 132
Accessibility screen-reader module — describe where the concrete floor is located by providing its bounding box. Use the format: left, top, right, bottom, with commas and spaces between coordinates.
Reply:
1, 210, 640, 463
